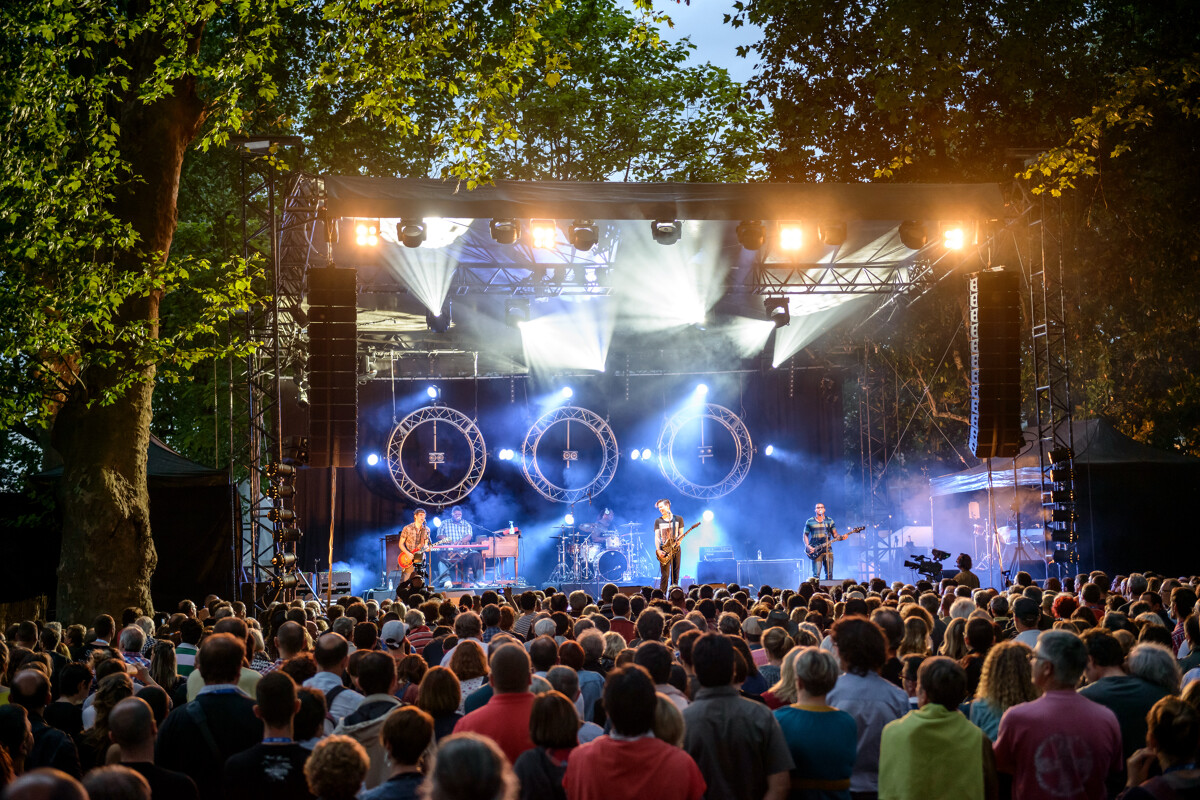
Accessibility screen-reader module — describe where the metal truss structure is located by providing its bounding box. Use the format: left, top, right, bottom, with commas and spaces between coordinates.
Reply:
521, 406, 620, 504
657, 404, 754, 500
386, 405, 488, 507
855, 345, 898, 578
1018, 188, 1079, 570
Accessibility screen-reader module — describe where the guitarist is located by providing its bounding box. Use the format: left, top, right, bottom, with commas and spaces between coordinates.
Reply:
803, 502, 838, 580
398, 508, 432, 585
653, 498, 684, 592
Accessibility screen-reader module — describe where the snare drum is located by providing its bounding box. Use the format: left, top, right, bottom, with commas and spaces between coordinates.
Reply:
604, 534, 622, 550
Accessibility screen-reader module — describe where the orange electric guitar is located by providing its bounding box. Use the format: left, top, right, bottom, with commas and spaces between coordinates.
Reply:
397, 542, 431, 571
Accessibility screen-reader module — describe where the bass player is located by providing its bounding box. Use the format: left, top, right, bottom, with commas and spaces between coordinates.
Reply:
653, 498, 684, 592
803, 502, 838, 580
398, 508, 431, 585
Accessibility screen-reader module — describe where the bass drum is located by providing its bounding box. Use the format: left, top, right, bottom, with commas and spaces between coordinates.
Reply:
594, 549, 628, 581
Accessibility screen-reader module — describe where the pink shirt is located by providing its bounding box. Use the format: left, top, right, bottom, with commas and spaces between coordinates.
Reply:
993, 689, 1122, 800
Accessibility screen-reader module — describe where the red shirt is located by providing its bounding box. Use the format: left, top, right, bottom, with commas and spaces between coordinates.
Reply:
564, 734, 706, 800
610, 618, 636, 644
453, 692, 535, 764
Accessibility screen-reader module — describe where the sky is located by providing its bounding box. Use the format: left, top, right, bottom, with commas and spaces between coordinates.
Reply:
620, 0, 762, 85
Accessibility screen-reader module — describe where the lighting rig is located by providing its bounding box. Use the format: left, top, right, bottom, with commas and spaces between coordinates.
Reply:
263, 435, 309, 602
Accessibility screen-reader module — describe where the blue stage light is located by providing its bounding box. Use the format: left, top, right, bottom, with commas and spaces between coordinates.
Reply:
427, 386, 439, 399
564, 513, 575, 525
631, 450, 641, 461
561, 386, 574, 399
764, 444, 774, 456
702, 510, 714, 522
641, 448, 652, 461
366, 453, 380, 466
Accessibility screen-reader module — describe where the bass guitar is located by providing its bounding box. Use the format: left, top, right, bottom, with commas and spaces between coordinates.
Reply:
656, 521, 703, 566
805, 526, 864, 560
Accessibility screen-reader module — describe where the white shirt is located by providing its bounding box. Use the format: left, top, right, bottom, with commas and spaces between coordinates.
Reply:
303, 671, 364, 722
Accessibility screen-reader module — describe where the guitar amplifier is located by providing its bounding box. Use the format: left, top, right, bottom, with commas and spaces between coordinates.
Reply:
298, 570, 352, 602
699, 546, 734, 562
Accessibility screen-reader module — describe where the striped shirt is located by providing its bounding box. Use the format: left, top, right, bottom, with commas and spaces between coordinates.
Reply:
176, 642, 198, 676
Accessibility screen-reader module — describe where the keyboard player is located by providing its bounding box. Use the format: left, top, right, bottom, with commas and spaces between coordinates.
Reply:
437, 506, 485, 583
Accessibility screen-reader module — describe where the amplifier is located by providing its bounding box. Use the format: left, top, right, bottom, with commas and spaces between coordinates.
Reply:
298, 570, 352, 602
699, 546, 734, 562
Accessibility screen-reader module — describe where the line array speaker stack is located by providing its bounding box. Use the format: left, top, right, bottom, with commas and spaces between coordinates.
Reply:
308, 267, 358, 468
968, 270, 1022, 458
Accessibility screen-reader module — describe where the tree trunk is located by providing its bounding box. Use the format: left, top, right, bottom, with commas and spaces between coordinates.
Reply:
51, 52, 205, 623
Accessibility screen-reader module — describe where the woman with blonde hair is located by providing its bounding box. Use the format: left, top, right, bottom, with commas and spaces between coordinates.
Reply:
600, 632, 624, 671
897, 616, 930, 657
761, 645, 803, 710
938, 617, 968, 661
447, 640, 488, 713
652, 692, 685, 747
967, 640, 1038, 740
758, 627, 794, 688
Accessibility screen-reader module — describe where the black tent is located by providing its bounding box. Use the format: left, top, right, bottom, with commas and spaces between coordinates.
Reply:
929, 419, 1200, 576
4, 436, 236, 611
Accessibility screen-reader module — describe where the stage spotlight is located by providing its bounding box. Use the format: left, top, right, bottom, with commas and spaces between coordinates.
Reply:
426, 386, 440, 399
898, 220, 927, 250
764, 296, 790, 328
497, 448, 514, 461
641, 448, 652, 460
265, 483, 295, 500
702, 510, 714, 522
764, 444, 774, 456
275, 526, 303, 544
943, 224, 967, 250
355, 219, 380, 247
651, 219, 681, 245
366, 453, 380, 466
271, 552, 297, 569
432, 517, 442, 528
490, 218, 520, 245
564, 513, 575, 526
397, 219, 427, 248
530, 219, 557, 249
778, 222, 804, 251
695, 383, 708, 396
426, 298, 451, 333
561, 386, 573, 399
736, 220, 766, 251
630, 449, 641, 461
569, 220, 599, 251
267, 507, 295, 523
504, 298, 530, 328
818, 220, 847, 246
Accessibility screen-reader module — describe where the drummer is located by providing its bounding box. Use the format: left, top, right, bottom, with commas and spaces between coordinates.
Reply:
581, 508, 616, 544
438, 506, 485, 583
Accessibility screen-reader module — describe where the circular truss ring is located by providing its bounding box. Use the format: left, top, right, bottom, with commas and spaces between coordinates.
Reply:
386, 405, 487, 507
521, 405, 620, 504
657, 403, 753, 499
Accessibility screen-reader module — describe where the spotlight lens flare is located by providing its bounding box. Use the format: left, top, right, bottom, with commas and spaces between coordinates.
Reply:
564, 513, 575, 526
943, 226, 967, 250
426, 386, 439, 399
641, 448, 652, 460
631, 450, 640, 461
695, 383, 708, 396
702, 510, 714, 522
366, 453, 380, 466
779, 222, 803, 251
432, 517, 442, 528
561, 387, 574, 399
764, 444, 774, 456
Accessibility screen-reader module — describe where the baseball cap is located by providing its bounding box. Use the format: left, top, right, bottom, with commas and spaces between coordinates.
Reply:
380, 620, 408, 649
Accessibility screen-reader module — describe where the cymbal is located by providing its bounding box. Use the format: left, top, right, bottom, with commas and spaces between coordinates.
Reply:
577, 523, 600, 534
620, 522, 642, 530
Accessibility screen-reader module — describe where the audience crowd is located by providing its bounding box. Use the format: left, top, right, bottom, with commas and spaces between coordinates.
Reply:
1, 568, 1199, 800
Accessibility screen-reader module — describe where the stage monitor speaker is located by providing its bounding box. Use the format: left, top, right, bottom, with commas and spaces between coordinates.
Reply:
298, 570, 352, 602
737, 559, 803, 589
697, 559, 738, 586
308, 267, 358, 468
1011, 559, 1048, 582
968, 270, 1022, 458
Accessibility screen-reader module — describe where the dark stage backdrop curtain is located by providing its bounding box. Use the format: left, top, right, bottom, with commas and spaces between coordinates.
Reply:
291, 366, 844, 587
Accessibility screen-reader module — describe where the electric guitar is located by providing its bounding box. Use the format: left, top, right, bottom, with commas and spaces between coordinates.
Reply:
397, 540, 432, 571
805, 526, 864, 560
655, 521, 703, 566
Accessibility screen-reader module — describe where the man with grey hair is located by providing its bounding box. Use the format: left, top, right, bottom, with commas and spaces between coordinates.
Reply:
994, 630, 1121, 799
1081, 631, 1174, 760
524, 617, 557, 650
119, 626, 151, 670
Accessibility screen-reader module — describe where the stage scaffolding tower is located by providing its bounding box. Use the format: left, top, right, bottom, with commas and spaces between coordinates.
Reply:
857, 343, 898, 580
230, 137, 307, 608
1018, 187, 1079, 573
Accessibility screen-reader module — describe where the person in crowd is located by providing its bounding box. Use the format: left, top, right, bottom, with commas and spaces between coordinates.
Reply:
78, 672, 133, 770
512, 691, 577, 800
681, 633, 792, 800
156, 633, 263, 798
1079, 631, 1173, 759
966, 640, 1036, 740
295, 687, 328, 751
608, 594, 636, 644
447, 641, 489, 713
959, 617, 995, 698
221, 671, 313, 800
565, 664, 706, 800
773, 647, 857, 800
266, 621, 309, 675
758, 627, 793, 689
440, 612, 484, 667
303, 632, 364, 724
761, 645, 803, 710
8, 669, 80, 778
1011, 596, 1044, 648
81, 764, 151, 800
43, 664, 90, 741
333, 651, 405, 790
939, 617, 968, 660
108, 696, 199, 800
454, 644, 536, 764
897, 616, 929, 658
417, 667, 463, 742
543, 667, 603, 744
653, 693, 685, 747
304, 735, 369, 800
359, 707, 433, 800
1122, 696, 1200, 798
634, 641, 688, 711
424, 733, 517, 800
0, 704, 34, 786
826, 616, 909, 799
993, 630, 1122, 800
879, 656, 996, 800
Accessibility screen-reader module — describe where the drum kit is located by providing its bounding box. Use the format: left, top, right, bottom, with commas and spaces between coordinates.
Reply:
548, 521, 652, 584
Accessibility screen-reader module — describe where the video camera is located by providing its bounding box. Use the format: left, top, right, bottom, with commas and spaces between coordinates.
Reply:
903, 548, 952, 579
